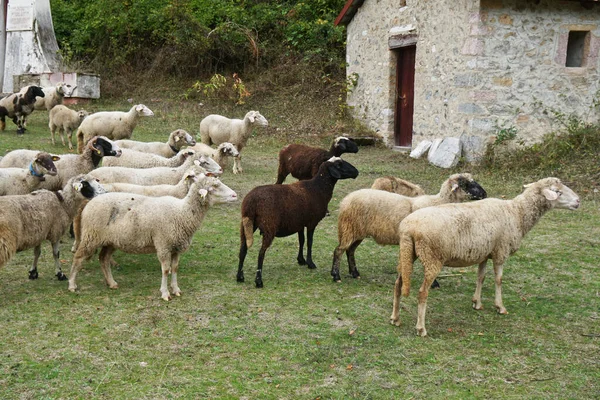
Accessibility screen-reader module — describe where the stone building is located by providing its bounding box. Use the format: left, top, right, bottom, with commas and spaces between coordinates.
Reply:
335, 0, 600, 153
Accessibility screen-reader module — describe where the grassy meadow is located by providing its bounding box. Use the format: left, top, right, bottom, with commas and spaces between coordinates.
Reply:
0, 93, 599, 399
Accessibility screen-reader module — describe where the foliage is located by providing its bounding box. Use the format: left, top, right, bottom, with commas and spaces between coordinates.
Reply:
184, 73, 251, 105
493, 125, 517, 145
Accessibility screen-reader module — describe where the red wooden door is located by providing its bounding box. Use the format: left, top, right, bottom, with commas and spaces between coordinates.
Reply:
394, 45, 416, 147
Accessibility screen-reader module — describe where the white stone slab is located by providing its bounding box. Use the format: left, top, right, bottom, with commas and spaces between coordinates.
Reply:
409, 140, 432, 159
428, 137, 462, 168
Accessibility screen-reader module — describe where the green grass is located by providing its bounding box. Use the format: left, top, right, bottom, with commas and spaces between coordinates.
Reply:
0, 96, 599, 399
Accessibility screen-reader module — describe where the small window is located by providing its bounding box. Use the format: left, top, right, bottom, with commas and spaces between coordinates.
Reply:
566, 31, 590, 67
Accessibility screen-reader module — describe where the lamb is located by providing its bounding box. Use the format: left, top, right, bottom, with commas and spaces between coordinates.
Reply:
101, 148, 196, 168
48, 104, 89, 149
188, 142, 239, 169
371, 176, 425, 197
0, 136, 122, 191
68, 174, 238, 300
0, 152, 59, 196
390, 177, 580, 337
331, 173, 487, 283
199, 110, 269, 174
76, 104, 154, 153
87, 153, 222, 185
102, 165, 204, 197
114, 129, 196, 157
275, 136, 359, 184
237, 157, 359, 288
0, 174, 106, 280
0, 86, 45, 134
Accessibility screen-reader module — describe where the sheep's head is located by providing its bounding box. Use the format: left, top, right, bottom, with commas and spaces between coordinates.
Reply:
524, 177, 580, 211
195, 174, 238, 206
56, 82, 75, 97
171, 129, 196, 149
324, 156, 359, 180
193, 155, 223, 177
33, 152, 59, 177
77, 110, 89, 121
89, 136, 122, 158
246, 111, 269, 127
447, 173, 487, 201
25, 86, 45, 101
70, 174, 107, 199
217, 142, 239, 157
332, 136, 359, 156
135, 104, 154, 117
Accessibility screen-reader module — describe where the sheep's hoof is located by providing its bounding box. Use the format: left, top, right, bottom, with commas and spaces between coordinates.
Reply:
173, 290, 182, 297
430, 279, 440, 289
350, 271, 360, 279
307, 263, 317, 270
255, 280, 263, 288
56, 271, 67, 281
472, 300, 484, 310
390, 317, 400, 327
417, 328, 428, 337
108, 283, 119, 289
68, 285, 77, 292
297, 257, 307, 266
236, 273, 245, 283
161, 294, 171, 301
496, 307, 508, 315
28, 270, 39, 280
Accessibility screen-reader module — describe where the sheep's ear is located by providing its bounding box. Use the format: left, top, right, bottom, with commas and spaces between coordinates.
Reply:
451, 183, 459, 192
73, 182, 83, 192
523, 182, 534, 188
175, 136, 180, 142
328, 164, 342, 179
52, 155, 61, 161
198, 188, 208, 198
248, 113, 255, 123
136, 105, 143, 112
542, 188, 559, 201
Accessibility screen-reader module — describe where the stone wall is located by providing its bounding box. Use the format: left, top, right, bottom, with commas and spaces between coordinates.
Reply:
345, 0, 600, 148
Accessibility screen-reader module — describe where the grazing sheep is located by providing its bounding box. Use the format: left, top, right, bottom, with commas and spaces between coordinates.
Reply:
371, 176, 426, 197
101, 148, 196, 169
188, 142, 239, 169
48, 105, 89, 149
0, 86, 45, 134
0, 152, 59, 196
331, 173, 487, 282
68, 174, 238, 300
88, 153, 222, 185
237, 157, 359, 288
76, 104, 154, 153
275, 136, 359, 184
0, 136, 122, 191
0, 174, 106, 280
199, 110, 268, 174
390, 177, 580, 337
115, 129, 196, 158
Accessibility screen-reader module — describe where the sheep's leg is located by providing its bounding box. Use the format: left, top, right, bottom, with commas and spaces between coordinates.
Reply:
61, 127, 68, 148
472, 260, 487, 310
346, 240, 362, 279
28, 245, 42, 280
14, 116, 25, 134
232, 155, 243, 174
296, 230, 306, 265
99, 246, 119, 289
390, 274, 403, 326
415, 261, 442, 337
305, 228, 317, 269
68, 242, 97, 292
157, 250, 173, 300
255, 235, 274, 288
170, 252, 182, 297
51, 241, 67, 281
331, 244, 345, 282
50, 126, 57, 146
237, 240, 248, 283
493, 262, 508, 314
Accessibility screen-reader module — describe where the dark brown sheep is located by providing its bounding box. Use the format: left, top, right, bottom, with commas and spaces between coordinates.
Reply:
275, 136, 359, 184
237, 157, 359, 288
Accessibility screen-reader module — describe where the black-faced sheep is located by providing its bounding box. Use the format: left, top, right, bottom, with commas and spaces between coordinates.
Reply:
0, 86, 45, 134
0, 174, 106, 280
371, 176, 425, 197
199, 110, 269, 174
68, 174, 238, 300
331, 173, 487, 283
275, 136, 359, 184
237, 157, 359, 288
76, 104, 154, 153
114, 129, 196, 158
390, 177, 580, 337
48, 105, 89, 149
0, 152, 59, 195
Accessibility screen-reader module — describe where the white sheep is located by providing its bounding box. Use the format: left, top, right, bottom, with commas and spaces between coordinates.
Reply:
390, 177, 580, 337
0, 152, 59, 195
102, 165, 204, 197
68, 174, 238, 300
331, 173, 487, 282
0, 136, 122, 191
48, 104, 89, 149
88, 153, 222, 185
199, 110, 268, 174
114, 129, 196, 158
101, 148, 196, 169
76, 104, 154, 153
371, 176, 426, 197
0, 174, 106, 280
187, 142, 239, 169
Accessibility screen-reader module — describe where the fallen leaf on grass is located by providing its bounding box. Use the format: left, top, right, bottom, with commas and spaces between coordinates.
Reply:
346, 364, 353, 371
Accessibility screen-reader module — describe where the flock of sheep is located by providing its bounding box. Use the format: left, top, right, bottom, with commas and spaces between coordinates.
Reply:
0, 82, 581, 337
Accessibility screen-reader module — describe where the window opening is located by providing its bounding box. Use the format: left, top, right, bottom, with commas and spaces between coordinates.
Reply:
566, 31, 589, 67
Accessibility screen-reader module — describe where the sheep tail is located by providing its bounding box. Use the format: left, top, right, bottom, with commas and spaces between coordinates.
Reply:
399, 232, 415, 297
0, 233, 17, 269
241, 217, 254, 248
